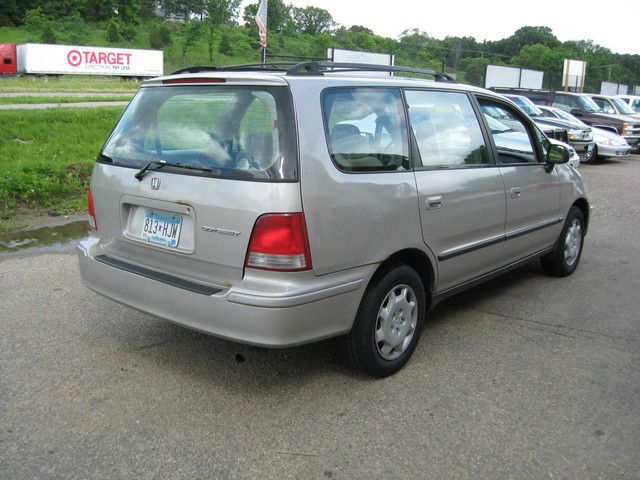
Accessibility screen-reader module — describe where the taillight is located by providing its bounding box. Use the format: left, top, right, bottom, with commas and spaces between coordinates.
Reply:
88, 187, 97, 230
245, 213, 312, 271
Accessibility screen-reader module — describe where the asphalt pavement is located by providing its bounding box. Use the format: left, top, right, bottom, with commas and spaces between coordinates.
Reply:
1, 156, 639, 479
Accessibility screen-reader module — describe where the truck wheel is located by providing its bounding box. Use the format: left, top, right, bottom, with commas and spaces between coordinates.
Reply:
342, 264, 426, 377
541, 206, 585, 277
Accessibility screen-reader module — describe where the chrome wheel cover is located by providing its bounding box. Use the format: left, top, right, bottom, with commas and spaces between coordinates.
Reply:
375, 284, 418, 361
564, 219, 582, 267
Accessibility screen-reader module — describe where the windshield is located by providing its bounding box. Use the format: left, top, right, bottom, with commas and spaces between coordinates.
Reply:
546, 107, 588, 126
483, 114, 512, 133
507, 95, 543, 117
577, 96, 602, 113
611, 97, 636, 115
101, 85, 297, 181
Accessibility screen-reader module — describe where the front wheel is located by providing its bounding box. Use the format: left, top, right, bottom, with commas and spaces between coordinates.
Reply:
541, 206, 585, 277
342, 264, 426, 378
583, 145, 597, 164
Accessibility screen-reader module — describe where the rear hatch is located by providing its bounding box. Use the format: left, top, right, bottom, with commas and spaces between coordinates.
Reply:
91, 75, 301, 287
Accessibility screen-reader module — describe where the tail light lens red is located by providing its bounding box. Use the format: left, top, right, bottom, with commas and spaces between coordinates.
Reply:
88, 187, 97, 230
245, 213, 312, 271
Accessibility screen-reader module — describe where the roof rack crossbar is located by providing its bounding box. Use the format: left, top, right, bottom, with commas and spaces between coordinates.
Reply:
286, 61, 456, 82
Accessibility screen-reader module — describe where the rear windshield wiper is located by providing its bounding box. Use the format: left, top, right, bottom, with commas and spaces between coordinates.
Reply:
134, 160, 213, 181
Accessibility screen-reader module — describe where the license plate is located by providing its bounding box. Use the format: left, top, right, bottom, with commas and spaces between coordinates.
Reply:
142, 210, 182, 247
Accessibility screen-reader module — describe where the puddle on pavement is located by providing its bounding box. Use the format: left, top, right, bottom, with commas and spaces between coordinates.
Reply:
0, 220, 90, 256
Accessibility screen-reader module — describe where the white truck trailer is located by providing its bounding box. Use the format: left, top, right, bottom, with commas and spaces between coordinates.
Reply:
14, 43, 163, 77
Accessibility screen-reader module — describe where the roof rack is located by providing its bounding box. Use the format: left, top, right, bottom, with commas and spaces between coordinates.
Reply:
489, 87, 551, 93
171, 62, 297, 75
171, 61, 455, 82
286, 61, 456, 82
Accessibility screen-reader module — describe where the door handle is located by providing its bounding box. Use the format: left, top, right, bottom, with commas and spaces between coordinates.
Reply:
426, 195, 443, 210
510, 187, 523, 199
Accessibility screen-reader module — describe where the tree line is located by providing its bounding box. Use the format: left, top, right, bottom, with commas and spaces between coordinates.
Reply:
1, 0, 639, 91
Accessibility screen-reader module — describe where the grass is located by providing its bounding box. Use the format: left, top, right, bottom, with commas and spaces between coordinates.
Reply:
0, 216, 28, 232
0, 106, 124, 220
0, 76, 141, 93
0, 95, 133, 104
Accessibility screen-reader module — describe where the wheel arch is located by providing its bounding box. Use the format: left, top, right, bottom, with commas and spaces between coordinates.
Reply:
371, 248, 435, 305
572, 198, 590, 233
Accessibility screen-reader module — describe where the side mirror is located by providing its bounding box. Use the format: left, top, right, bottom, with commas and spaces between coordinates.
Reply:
547, 143, 570, 165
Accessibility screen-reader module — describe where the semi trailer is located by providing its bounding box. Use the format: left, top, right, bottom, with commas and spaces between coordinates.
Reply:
0, 43, 163, 78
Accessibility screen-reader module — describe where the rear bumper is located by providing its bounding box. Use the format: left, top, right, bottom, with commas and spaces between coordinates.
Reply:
77, 237, 374, 347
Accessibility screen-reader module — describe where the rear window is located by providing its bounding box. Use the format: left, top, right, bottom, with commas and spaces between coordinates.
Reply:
101, 85, 297, 181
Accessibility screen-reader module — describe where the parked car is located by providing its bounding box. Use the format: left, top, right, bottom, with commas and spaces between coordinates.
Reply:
538, 105, 631, 160
78, 62, 589, 377
503, 94, 595, 163
586, 94, 640, 120
480, 101, 567, 141
492, 88, 640, 152
616, 95, 640, 113
482, 104, 581, 167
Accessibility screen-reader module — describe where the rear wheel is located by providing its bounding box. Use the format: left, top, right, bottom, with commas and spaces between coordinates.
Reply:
342, 264, 426, 377
541, 206, 585, 277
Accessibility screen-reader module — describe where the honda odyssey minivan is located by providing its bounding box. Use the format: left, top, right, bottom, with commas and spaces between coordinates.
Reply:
78, 62, 589, 377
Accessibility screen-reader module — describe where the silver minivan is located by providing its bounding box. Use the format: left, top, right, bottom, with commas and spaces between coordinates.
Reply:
78, 62, 589, 377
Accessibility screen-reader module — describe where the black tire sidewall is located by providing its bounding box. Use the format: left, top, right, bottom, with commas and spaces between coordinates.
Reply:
543, 206, 585, 276
350, 264, 427, 377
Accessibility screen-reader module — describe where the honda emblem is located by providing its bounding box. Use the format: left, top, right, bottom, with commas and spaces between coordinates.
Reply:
151, 178, 160, 190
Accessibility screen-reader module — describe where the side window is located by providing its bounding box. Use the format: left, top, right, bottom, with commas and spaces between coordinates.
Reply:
592, 97, 615, 114
478, 99, 539, 164
405, 90, 488, 167
323, 88, 409, 172
3, 58, 11, 65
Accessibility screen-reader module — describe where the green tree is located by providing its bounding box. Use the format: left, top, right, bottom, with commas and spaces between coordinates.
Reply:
205, 0, 241, 61
148, 24, 164, 48
41, 22, 57, 44
23, 8, 46, 32
160, 0, 193, 19
106, 20, 120, 42
179, 19, 202, 63
291, 6, 335, 35
206, 0, 241, 25
458, 57, 489, 86
80, 0, 115, 22
219, 29, 233, 55
139, 0, 158, 20
116, 0, 140, 22
243, 0, 291, 33
120, 24, 138, 41
148, 22, 172, 48
65, 12, 89, 43
511, 43, 562, 73
159, 23, 172, 45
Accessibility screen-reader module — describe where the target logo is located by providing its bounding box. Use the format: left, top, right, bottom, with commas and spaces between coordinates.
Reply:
67, 50, 82, 67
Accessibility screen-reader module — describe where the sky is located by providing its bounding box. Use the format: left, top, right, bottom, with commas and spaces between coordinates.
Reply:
240, 0, 640, 55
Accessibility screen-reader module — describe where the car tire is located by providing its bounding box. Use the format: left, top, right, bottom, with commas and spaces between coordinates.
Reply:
342, 264, 426, 378
540, 206, 585, 277
583, 146, 597, 164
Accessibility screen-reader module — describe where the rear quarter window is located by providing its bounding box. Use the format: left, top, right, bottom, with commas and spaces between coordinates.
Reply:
322, 88, 409, 172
